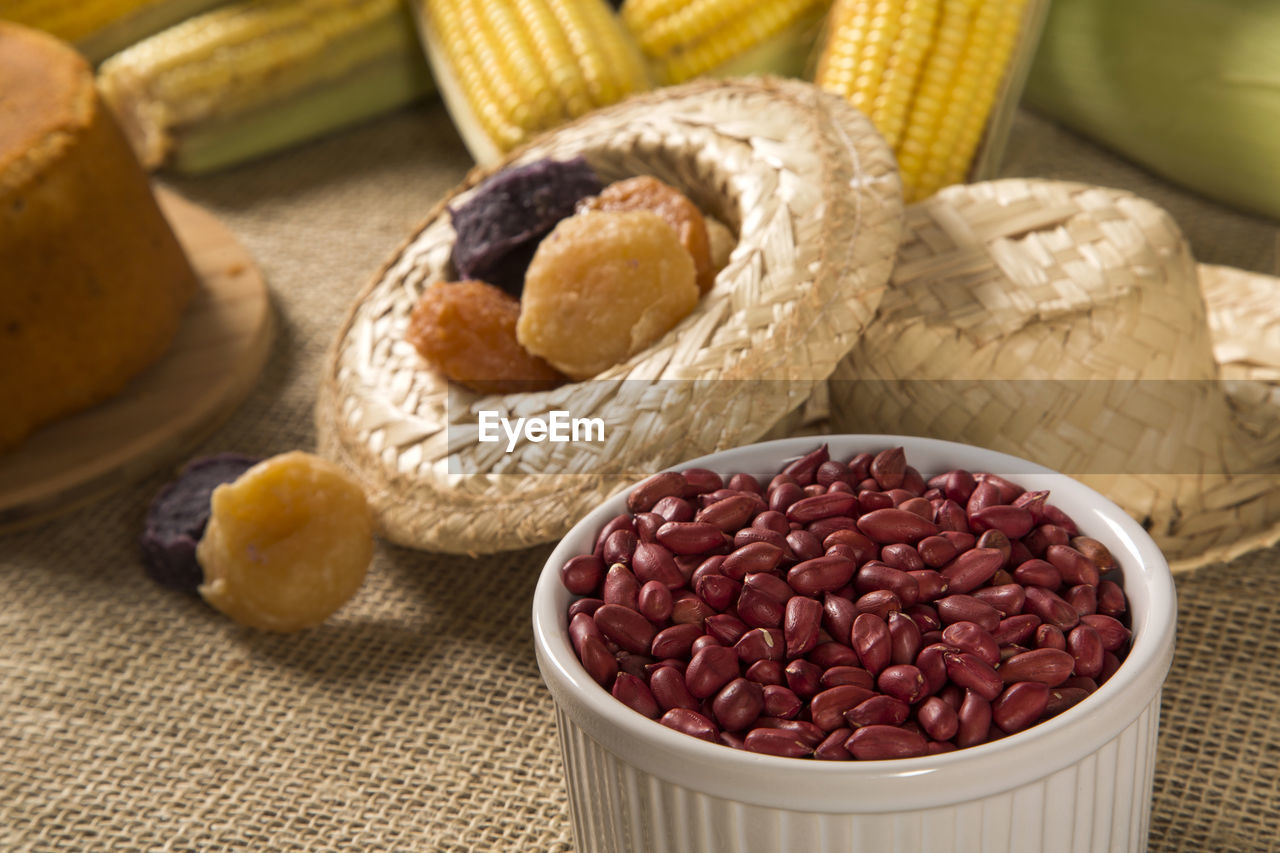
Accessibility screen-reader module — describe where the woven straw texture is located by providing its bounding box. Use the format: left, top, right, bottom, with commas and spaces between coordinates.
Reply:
827, 179, 1280, 570
316, 77, 902, 555
3, 105, 1280, 852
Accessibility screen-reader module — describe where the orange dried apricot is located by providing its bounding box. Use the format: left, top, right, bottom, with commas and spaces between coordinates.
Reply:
407, 280, 566, 394
517, 210, 697, 380
196, 451, 373, 633
578, 175, 716, 293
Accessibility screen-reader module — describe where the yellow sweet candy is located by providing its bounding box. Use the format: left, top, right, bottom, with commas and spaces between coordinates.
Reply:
196, 451, 373, 632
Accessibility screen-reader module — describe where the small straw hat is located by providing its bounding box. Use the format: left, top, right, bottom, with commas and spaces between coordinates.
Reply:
827, 178, 1280, 571
317, 77, 902, 554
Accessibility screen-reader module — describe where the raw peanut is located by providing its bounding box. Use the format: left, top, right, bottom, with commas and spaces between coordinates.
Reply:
815, 728, 854, 760
858, 491, 894, 512
1100, 652, 1122, 684
1035, 623, 1067, 651
807, 642, 862, 669
856, 562, 920, 605
845, 724, 927, 760
695, 572, 739, 611
734, 527, 787, 554
992, 614, 1041, 646
650, 665, 699, 711
811, 684, 878, 731
602, 528, 638, 567
1071, 536, 1118, 571
851, 613, 892, 675
612, 672, 660, 718
940, 547, 1004, 594
1012, 489, 1049, 522
786, 529, 825, 562
632, 542, 684, 589
999, 648, 1075, 686
971, 583, 1026, 617
727, 472, 761, 494
917, 695, 960, 741
674, 555, 703, 582
660, 708, 719, 742
1097, 580, 1128, 617
870, 447, 907, 490
743, 571, 793, 603
1025, 586, 1081, 631
1067, 625, 1105, 679
822, 593, 858, 644
904, 603, 942, 633
965, 480, 1001, 516
970, 505, 1035, 540
593, 603, 655, 655
933, 499, 970, 533
908, 571, 949, 602
897, 497, 934, 520
578, 634, 619, 686
820, 666, 875, 690
877, 664, 927, 704
844, 694, 910, 728
681, 468, 724, 496
691, 635, 722, 656
1046, 544, 1101, 587
651, 623, 701, 659
746, 659, 785, 686
704, 613, 748, 645
737, 587, 785, 629
757, 719, 827, 748
977, 473, 1024, 502
785, 658, 824, 699
809, 517, 861, 542
940, 469, 977, 503
786, 492, 858, 524
844, 452, 873, 483
823, 529, 877, 564
782, 444, 830, 486
936, 594, 1001, 632
816, 460, 853, 488
697, 494, 760, 533
593, 514, 635, 556
944, 651, 1003, 701
888, 610, 923, 665
999, 644, 1028, 664
762, 684, 803, 719
975, 529, 1012, 565
652, 495, 695, 523
670, 591, 714, 626
917, 535, 958, 568
785, 595, 823, 657
567, 597, 603, 619
938, 683, 964, 711
712, 677, 764, 731
722, 541, 784, 579
993, 681, 1049, 733
941, 530, 977, 551
855, 589, 902, 620
560, 554, 604, 595
914, 643, 950, 695
618, 650, 655, 680
569, 611, 603, 657
902, 466, 927, 495
628, 472, 686, 513
1013, 559, 1061, 589
788, 555, 857, 595
638, 580, 673, 622
734, 627, 785, 664
880, 543, 925, 573
753, 510, 791, 536
656, 521, 728, 556
1042, 504, 1081, 536
857, 508, 939, 544
1081, 614, 1131, 651
634, 512, 663, 543
768, 482, 805, 513
956, 690, 992, 748
1045, 687, 1091, 716
1065, 584, 1097, 617
685, 645, 740, 698
941, 621, 1000, 667
1024, 524, 1070, 556
719, 732, 746, 750
743, 727, 811, 758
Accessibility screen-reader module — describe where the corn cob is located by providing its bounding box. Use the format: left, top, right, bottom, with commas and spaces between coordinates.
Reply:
815, 0, 1033, 202
620, 0, 833, 85
96, 0, 434, 174
2, 0, 226, 63
415, 0, 652, 165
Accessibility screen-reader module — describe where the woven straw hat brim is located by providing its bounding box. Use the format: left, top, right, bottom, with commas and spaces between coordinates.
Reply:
827, 178, 1280, 571
317, 77, 902, 554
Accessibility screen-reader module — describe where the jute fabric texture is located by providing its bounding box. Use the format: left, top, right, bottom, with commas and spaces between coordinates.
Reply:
2, 102, 1277, 851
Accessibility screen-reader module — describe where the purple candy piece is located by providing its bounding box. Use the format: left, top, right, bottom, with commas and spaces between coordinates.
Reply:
449, 156, 603, 296
139, 452, 260, 593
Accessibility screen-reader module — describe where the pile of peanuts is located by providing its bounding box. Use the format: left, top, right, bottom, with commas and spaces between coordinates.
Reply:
559, 445, 1131, 760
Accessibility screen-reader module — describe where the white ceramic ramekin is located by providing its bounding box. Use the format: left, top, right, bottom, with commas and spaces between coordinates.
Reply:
533, 436, 1177, 853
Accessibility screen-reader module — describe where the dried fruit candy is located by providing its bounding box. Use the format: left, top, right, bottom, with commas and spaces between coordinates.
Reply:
449, 156, 603, 297
196, 451, 373, 632
407, 279, 566, 394
139, 452, 261, 593
578, 176, 716, 293
517, 210, 698, 379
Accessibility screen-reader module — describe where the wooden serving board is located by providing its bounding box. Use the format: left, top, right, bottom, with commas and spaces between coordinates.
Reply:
0, 188, 273, 530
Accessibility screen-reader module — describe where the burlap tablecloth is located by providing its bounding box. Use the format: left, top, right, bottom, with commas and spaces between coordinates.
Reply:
2, 101, 1277, 851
